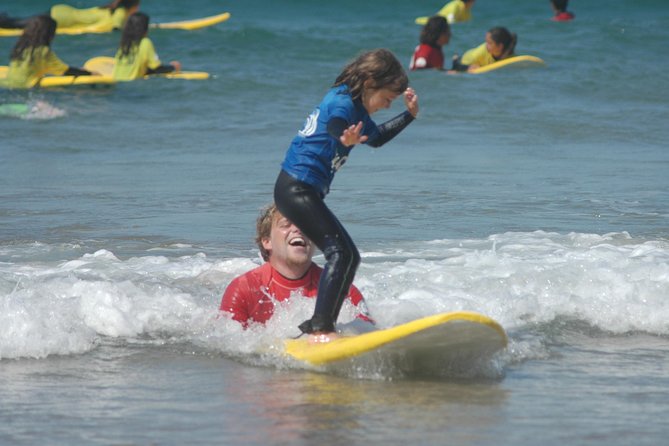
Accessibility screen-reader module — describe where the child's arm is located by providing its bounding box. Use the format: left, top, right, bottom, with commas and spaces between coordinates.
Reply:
365, 111, 415, 148
327, 120, 368, 146
328, 88, 419, 148
64, 66, 93, 76
366, 88, 419, 148
404, 87, 419, 118
329, 114, 412, 148
146, 61, 180, 75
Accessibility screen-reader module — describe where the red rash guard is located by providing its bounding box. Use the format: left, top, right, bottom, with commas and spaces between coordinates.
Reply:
220, 262, 373, 327
410, 44, 445, 70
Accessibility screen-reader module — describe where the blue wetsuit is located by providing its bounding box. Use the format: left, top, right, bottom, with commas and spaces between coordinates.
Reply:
275, 84, 414, 333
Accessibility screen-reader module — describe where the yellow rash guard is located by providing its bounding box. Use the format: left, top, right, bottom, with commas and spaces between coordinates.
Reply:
4, 46, 68, 88
49, 5, 128, 31
436, 1, 472, 24
461, 43, 495, 67
112, 37, 162, 81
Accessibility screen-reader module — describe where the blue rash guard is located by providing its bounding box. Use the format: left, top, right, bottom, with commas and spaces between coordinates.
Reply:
281, 85, 381, 197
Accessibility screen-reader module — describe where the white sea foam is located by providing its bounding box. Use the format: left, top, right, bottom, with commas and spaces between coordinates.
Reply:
1, 231, 668, 361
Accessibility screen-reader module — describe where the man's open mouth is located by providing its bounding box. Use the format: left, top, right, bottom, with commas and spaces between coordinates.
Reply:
288, 236, 307, 247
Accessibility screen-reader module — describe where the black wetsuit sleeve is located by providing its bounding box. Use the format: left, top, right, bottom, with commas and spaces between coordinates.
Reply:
367, 111, 415, 148
451, 57, 469, 72
146, 65, 176, 75
328, 111, 416, 147
327, 118, 349, 141
328, 112, 415, 148
64, 67, 92, 76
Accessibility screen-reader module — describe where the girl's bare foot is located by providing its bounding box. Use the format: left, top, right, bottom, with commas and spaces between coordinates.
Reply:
308, 332, 339, 344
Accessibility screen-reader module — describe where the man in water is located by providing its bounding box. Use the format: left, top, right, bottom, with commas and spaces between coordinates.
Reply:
220, 204, 374, 330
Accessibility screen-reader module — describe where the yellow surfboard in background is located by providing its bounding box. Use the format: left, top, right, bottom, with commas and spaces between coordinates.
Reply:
470, 55, 546, 74
150, 12, 231, 30
84, 57, 210, 80
0, 11, 231, 37
0, 65, 114, 88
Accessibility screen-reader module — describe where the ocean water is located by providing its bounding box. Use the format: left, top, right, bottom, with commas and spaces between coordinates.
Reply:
1, 0, 669, 444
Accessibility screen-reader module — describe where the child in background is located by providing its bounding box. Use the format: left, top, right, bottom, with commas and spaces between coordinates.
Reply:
0, 0, 140, 32
274, 49, 419, 339
451, 26, 517, 72
433, 0, 476, 24
112, 12, 180, 81
410, 16, 451, 70
2, 15, 92, 89
550, 0, 575, 22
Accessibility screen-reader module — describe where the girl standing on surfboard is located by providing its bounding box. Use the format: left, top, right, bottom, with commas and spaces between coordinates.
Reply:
2, 15, 92, 89
0, 0, 140, 32
112, 12, 180, 81
274, 49, 419, 339
450, 26, 517, 73
410, 15, 451, 70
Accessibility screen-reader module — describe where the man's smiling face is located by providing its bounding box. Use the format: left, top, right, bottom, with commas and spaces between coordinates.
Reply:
263, 213, 315, 275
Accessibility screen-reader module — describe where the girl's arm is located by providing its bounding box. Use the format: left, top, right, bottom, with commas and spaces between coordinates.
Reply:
328, 112, 415, 148
146, 61, 181, 75
366, 88, 418, 148
64, 67, 93, 76
146, 65, 175, 75
328, 120, 368, 146
365, 111, 415, 148
328, 88, 419, 148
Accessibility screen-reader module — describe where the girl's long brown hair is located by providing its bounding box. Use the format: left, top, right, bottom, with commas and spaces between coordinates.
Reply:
420, 16, 450, 47
10, 15, 56, 62
333, 49, 408, 100
118, 11, 149, 57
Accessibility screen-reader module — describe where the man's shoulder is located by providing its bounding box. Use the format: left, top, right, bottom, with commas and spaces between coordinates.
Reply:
233, 262, 272, 285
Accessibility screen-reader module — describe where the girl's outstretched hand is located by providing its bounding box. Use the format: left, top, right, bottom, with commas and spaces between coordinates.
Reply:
404, 87, 419, 118
340, 121, 368, 146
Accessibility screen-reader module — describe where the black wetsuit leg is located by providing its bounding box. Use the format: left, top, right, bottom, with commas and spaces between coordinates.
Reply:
274, 170, 361, 334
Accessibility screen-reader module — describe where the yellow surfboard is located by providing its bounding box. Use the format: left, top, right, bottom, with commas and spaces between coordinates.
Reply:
0, 23, 109, 37
470, 55, 546, 74
0, 65, 115, 88
83, 57, 210, 80
1, 57, 207, 88
284, 311, 507, 366
38, 74, 115, 87
0, 11, 231, 37
150, 12, 231, 30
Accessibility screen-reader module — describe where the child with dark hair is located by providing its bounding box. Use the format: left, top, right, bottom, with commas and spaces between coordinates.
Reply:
2, 15, 91, 89
451, 26, 517, 72
0, 0, 140, 32
112, 12, 180, 81
550, 0, 575, 22
410, 15, 451, 70
274, 49, 419, 339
